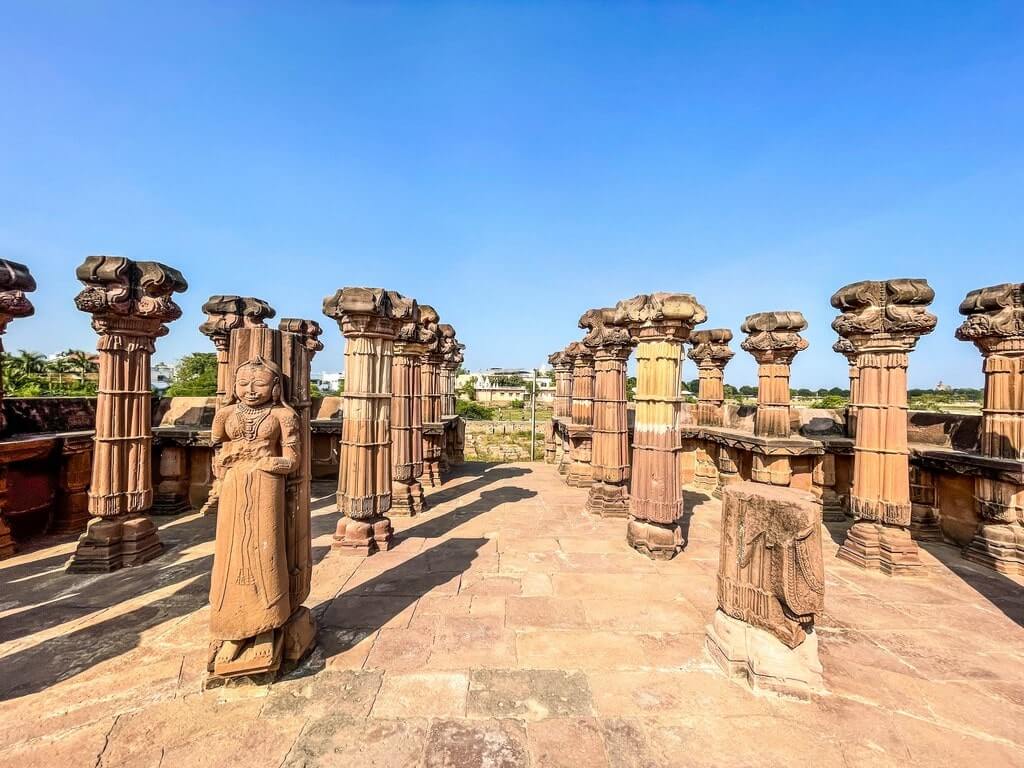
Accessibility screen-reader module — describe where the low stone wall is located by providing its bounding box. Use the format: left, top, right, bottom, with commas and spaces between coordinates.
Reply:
0, 393, 464, 557
552, 403, 995, 557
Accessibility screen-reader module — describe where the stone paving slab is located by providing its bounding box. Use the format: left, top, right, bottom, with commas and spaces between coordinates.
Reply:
1, 462, 1023, 767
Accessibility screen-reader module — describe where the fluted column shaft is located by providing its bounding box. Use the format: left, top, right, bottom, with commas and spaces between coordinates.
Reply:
421, 353, 444, 486
566, 347, 595, 487
585, 345, 631, 515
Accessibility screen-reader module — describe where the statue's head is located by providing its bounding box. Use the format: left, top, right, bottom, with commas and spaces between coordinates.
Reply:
233, 356, 282, 407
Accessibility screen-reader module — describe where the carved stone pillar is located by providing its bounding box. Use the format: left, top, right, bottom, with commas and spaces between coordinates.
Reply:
550, 350, 574, 476
740, 312, 807, 439
151, 443, 192, 515
705, 482, 825, 699
391, 305, 434, 515
438, 324, 462, 475
419, 306, 444, 488
716, 446, 740, 498
687, 329, 734, 427
323, 287, 402, 556
833, 338, 860, 439
580, 308, 633, 516
833, 279, 936, 575
0, 259, 36, 558
566, 341, 595, 487
957, 283, 1024, 574
68, 256, 187, 572
615, 292, 707, 559
198, 296, 275, 515
279, 318, 323, 628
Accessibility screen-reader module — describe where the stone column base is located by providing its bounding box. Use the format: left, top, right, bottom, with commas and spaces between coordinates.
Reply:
390, 481, 425, 517
627, 518, 682, 560
67, 515, 163, 573
705, 610, 823, 701
837, 522, 922, 575
565, 462, 593, 488
49, 503, 92, 535
423, 460, 442, 488
333, 517, 394, 556
585, 483, 630, 517
821, 504, 846, 524
0, 519, 14, 559
909, 504, 943, 542
151, 494, 193, 516
963, 523, 1024, 576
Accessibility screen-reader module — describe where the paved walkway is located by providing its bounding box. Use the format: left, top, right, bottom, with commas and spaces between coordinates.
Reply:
1, 462, 1023, 767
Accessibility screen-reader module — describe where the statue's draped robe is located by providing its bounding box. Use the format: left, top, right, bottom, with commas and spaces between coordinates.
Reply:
209, 404, 300, 640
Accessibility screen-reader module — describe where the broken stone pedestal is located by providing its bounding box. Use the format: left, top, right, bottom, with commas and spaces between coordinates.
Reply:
706, 481, 825, 700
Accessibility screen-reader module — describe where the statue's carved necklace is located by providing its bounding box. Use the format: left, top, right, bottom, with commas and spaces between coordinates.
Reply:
236, 403, 272, 440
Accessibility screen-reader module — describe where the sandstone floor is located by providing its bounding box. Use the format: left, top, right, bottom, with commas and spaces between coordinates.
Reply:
1, 462, 1023, 767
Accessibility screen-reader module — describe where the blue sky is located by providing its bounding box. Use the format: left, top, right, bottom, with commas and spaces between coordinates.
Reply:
2, 1, 1021, 388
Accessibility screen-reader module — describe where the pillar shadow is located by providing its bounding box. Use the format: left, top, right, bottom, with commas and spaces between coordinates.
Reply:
286, 535, 492, 680
923, 541, 1024, 629
397, 486, 538, 542
423, 462, 531, 508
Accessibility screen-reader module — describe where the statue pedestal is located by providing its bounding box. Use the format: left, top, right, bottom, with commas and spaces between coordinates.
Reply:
705, 610, 823, 701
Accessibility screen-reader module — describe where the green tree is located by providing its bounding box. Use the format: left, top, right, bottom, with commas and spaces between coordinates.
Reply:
63, 349, 97, 385
626, 376, 637, 402
457, 379, 477, 401
489, 374, 526, 387
739, 385, 758, 397
457, 400, 494, 420
165, 353, 218, 397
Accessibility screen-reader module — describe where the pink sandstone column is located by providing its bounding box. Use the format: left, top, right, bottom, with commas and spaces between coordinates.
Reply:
740, 312, 808, 487
68, 256, 188, 572
419, 305, 445, 487
581, 308, 633, 517
549, 350, 573, 475
392, 302, 434, 515
833, 279, 936, 575
323, 287, 402, 556
196, 295, 275, 515
0, 259, 36, 559
615, 292, 707, 560
566, 340, 596, 487
687, 329, 734, 428
957, 283, 1024, 574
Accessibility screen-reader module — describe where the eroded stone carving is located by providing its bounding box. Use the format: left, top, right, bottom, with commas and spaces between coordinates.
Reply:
323, 287, 400, 555
740, 312, 808, 438
614, 292, 707, 559
581, 308, 633, 516
832, 279, 936, 574
956, 283, 1024, 574
687, 328, 734, 428
0, 259, 36, 558
207, 338, 315, 681
67, 256, 187, 572
706, 481, 825, 699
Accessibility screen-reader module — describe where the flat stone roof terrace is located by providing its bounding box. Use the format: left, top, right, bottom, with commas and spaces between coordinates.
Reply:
1, 463, 1022, 767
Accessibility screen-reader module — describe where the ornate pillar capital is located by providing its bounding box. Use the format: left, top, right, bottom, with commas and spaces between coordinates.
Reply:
740, 311, 808, 365
0, 259, 36, 335
581, 307, 632, 360
200, 295, 275, 352
831, 279, 937, 354
956, 283, 1024, 356
322, 286, 404, 340
614, 292, 707, 343
74, 256, 187, 342
687, 328, 734, 370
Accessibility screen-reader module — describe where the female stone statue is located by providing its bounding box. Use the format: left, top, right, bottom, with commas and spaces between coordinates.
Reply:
207, 355, 301, 679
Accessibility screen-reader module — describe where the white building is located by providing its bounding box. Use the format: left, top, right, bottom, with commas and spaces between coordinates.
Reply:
313, 371, 345, 393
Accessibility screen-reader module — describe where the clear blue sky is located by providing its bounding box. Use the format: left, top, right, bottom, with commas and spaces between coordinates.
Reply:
2, 1, 1021, 388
